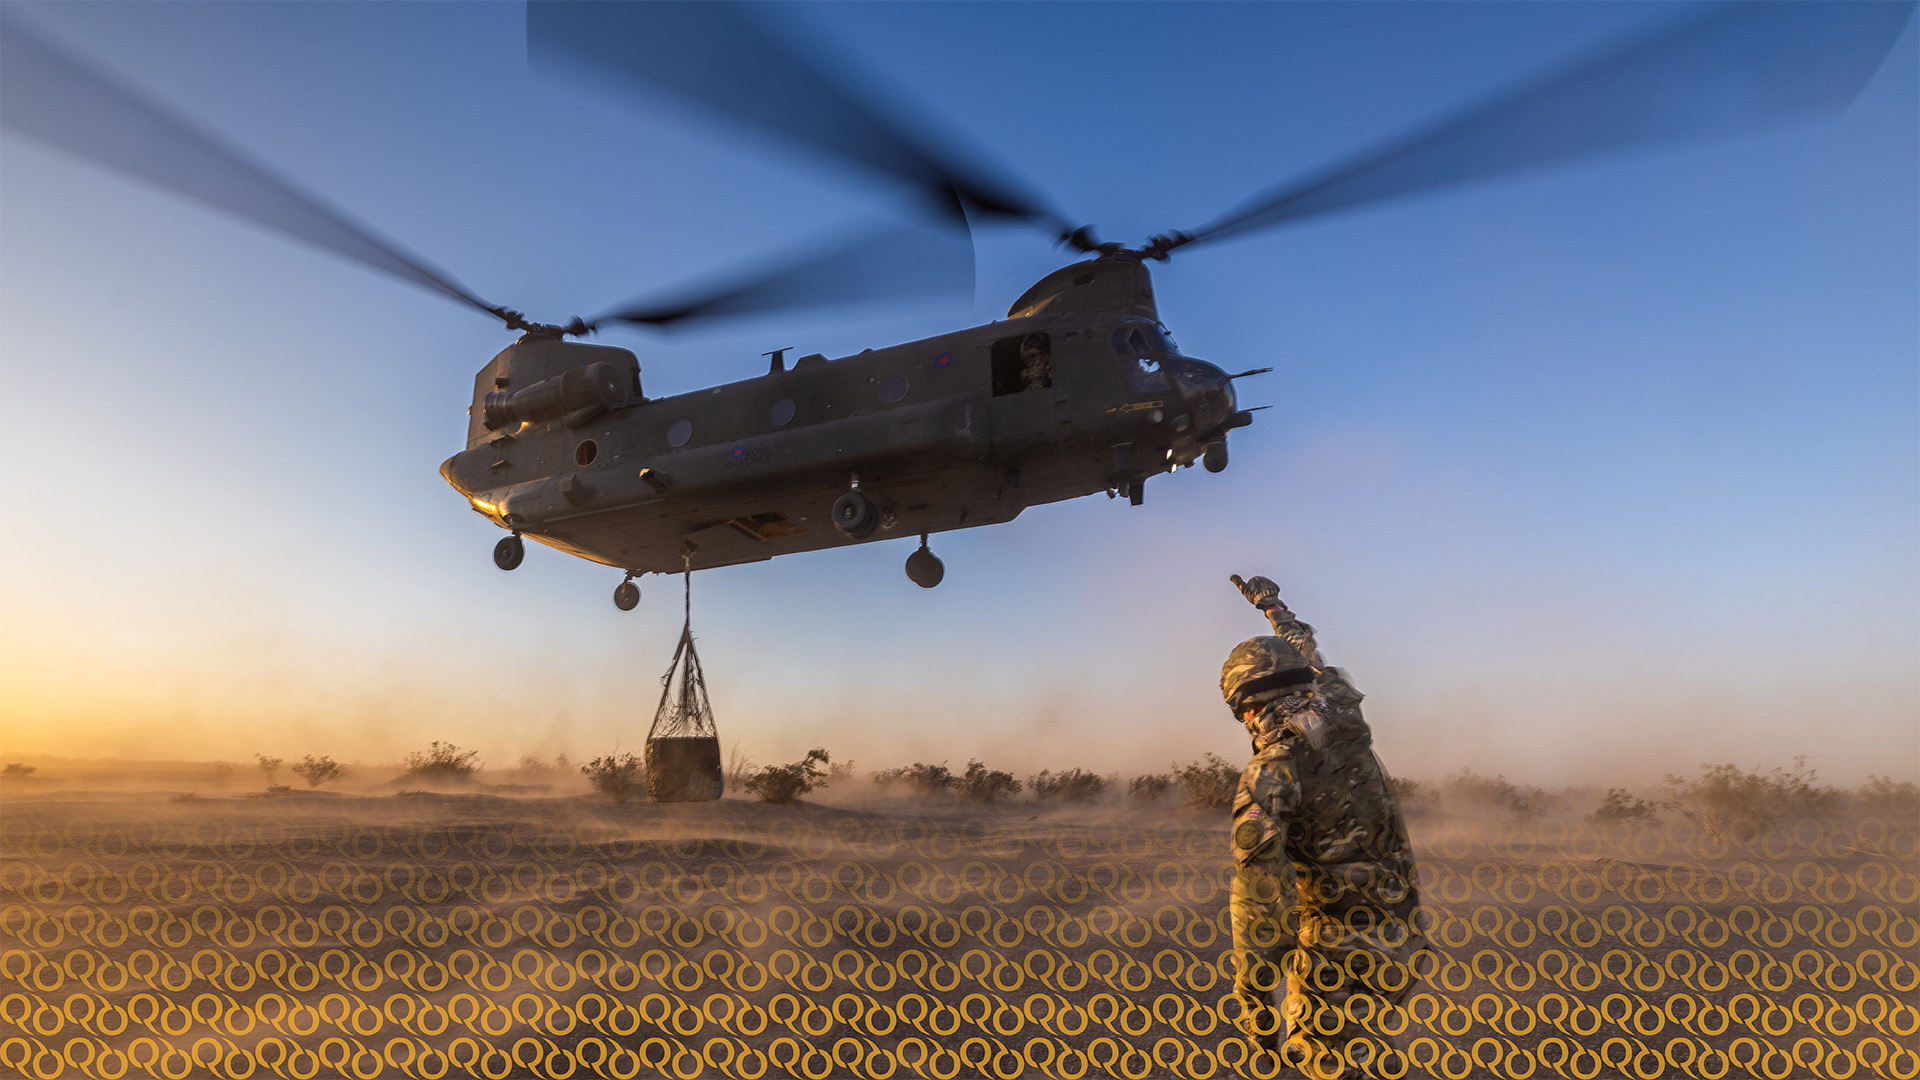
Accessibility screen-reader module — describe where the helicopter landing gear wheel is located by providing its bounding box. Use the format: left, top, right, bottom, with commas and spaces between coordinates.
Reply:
832, 489, 878, 539
613, 576, 640, 611
494, 534, 525, 571
905, 536, 944, 588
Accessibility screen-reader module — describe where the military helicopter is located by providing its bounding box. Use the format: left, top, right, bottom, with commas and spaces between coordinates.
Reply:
4, 2, 1910, 610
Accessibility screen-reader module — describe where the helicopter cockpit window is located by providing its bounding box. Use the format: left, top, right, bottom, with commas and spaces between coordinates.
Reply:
1111, 322, 1175, 359
1112, 324, 1171, 392
991, 332, 1052, 397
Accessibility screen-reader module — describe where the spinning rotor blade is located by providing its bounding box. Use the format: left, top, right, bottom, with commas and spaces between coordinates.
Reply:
590, 224, 972, 330
0, 14, 520, 327
527, 0, 1069, 236
1167, 1, 1916, 254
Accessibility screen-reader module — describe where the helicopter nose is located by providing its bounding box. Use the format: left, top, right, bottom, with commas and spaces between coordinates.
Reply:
1165, 357, 1237, 433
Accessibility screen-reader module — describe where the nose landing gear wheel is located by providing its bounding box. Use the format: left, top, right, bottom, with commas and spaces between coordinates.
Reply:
905, 535, 944, 588
614, 579, 641, 611
832, 489, 878, 538
494, 534, 525, 571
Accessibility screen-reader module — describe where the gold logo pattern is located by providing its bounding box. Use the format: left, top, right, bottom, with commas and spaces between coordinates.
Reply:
1, 805, 1914, 1078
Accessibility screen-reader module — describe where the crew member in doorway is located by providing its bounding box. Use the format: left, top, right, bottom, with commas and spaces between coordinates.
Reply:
1019, 332, 1052, 390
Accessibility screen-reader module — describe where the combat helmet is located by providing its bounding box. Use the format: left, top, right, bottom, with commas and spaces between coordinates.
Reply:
1220, 636, 1318, 714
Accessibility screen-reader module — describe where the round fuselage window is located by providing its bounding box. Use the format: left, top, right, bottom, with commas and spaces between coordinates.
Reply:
667, 419, 693, 447
574, 440, 599, 467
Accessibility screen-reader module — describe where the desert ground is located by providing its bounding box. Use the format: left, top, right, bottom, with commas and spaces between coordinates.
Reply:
0, 766, 1914, 1079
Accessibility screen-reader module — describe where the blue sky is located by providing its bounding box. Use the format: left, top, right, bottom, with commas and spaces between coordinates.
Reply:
1, 2, 1913, 786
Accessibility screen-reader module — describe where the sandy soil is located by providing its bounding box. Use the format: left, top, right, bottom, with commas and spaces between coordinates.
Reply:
0, 785, 1914, 1079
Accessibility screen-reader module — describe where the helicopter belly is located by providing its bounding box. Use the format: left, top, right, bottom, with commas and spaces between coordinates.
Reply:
537, 462, 1030, 573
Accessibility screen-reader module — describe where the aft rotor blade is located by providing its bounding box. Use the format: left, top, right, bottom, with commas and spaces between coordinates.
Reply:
0, 14, 513, 325
1172, 1, 1917, 253
527, 0, 1067, 234
591, 224, 972, 329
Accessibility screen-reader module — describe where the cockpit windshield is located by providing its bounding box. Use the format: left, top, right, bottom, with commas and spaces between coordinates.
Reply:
1111, 319, 1177, 392
1111, 320, 1176, 359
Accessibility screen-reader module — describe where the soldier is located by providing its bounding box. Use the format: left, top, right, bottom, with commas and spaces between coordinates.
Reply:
1221, 574, 1426, 1079
1018, 332, 1052, 390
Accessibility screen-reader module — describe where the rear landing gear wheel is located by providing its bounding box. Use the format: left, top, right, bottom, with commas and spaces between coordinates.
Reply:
494, 534, 524, 571
613, 580, 640, 611
905, 535, 944, 588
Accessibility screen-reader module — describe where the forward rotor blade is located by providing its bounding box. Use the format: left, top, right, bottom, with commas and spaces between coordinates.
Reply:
1174, 1, 1916, 253
0, 14, 512, 324
591, 224, 972, 330
527, 0, 1067, 234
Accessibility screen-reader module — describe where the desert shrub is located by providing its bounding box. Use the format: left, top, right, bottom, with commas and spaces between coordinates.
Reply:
1030, 768, 1109, 802
1129, 773, 1173, 802
872, 762, 954, 795
291, 755, 346, 788
254, 755, 283, 783
956, 759, 1021, 803
1855, 775, 1919, 819
745, 748, 832, 804
724, 742, 758, 791
2, 763, 35, 777
404, 741, 480, 782
1588, 788, 1658, 825
1441, 769, 1550, 818
1386, 775, 1431, 808
516, 754, 570, 778
1665, 758, 1839, 840
1175, 754, 1241, 810
579, 753, 644, 803
826, 758, 857, 783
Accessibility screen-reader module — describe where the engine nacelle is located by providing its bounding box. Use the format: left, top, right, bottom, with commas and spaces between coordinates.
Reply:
466, 337, 642, 448
482, 360, 629, 430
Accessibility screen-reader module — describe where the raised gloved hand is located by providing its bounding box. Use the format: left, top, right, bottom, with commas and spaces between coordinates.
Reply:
1230, 574, 1282, 610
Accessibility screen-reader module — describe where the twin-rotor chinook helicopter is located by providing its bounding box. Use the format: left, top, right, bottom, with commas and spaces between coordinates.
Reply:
4, 2, 1910, 609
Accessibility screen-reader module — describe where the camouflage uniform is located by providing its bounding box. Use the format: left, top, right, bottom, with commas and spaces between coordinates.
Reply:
1223, 579, 1425, 1079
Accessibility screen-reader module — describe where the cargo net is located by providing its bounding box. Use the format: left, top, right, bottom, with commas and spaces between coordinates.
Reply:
645, 574, 722, 802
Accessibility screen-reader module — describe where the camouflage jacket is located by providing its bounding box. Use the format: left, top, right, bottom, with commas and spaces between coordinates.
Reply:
1242, 604, 1365, 753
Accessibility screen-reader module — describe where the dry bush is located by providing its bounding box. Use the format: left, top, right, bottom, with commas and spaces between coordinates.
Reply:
579, 753, 644, 803
1387, 775, 1432, 813
745, 748, 831, 804
1441, 769, 1551, 818
2, 763, 35, 778
724, 742, 758, 791
404, 741, 480, 783
1175, 754, 1241, 810
1665, 758, 1839, 840
872, 762, 954, 795
1030, 768, 1109, 802
1854, 775, 1919, 819
1128, 773, 1173, 803
826, 758, 857, 783
291, 755, 346, 788
515, 754, 571, 778
1589, 788, 1659, 825
956, 759, 1021, 803
254, 755, 283, 784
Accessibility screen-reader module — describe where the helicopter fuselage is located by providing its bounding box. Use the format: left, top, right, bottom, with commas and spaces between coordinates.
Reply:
438, 256, 1247, 577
